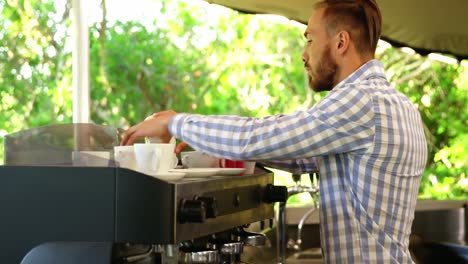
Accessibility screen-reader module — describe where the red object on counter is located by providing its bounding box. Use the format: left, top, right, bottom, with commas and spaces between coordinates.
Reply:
224, 160, 245, 168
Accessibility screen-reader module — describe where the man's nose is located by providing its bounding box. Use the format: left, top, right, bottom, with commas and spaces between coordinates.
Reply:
302, 52, 308, 63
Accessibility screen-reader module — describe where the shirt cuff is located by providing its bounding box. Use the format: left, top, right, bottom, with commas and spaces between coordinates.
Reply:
168, 113, 190, 140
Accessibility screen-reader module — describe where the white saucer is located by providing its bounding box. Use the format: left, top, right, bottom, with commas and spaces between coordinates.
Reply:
217, 168, 245, 176
169, 168, 220, 177
150, 172, 186, 181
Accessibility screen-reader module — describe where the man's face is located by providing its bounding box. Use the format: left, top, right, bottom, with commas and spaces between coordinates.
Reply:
302, 8, 338, 92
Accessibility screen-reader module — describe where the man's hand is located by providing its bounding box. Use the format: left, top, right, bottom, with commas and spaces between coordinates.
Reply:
121, 110, 177, 145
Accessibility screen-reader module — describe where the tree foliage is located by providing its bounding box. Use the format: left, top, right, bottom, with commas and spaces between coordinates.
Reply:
0, 0, 466, 199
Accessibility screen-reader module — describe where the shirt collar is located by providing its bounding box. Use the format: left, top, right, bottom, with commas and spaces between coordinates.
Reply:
334, 59, 387, 89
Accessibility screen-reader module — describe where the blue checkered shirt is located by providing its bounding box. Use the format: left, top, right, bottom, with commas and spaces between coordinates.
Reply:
169, 60, 427, 263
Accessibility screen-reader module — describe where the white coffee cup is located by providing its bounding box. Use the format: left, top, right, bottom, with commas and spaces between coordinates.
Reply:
134, 143, 178, 175
72, 151, 111, 167
153, 143, 179, 173
114, 145, 137, 171
181, 151, 220, 168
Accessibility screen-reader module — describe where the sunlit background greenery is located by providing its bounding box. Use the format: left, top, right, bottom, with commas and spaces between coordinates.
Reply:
0, 0, 467, 201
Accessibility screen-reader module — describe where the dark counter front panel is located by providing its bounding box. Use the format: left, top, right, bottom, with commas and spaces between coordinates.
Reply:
0, 166, 116, 264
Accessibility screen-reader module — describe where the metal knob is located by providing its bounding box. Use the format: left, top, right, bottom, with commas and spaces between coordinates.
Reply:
292, 173, 301, 183
263, 184, 287, 203
178, 199, 206, 223
195, 196, 218, 218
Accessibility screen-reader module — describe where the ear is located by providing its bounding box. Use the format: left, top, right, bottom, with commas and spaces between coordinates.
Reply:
334, 31, 351, 55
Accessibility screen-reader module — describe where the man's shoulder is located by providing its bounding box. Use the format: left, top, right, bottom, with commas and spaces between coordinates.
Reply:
329, 82, 375, 99
315, 84, 374, 115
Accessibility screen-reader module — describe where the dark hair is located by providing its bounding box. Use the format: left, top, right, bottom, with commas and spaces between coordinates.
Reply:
314, 0, 382, 56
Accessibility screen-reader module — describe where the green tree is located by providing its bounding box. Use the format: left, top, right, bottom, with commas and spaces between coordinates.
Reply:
0, 0, 72, 162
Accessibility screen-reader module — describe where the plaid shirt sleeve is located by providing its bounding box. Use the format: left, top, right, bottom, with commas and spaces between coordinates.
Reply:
168, 86, 374, 168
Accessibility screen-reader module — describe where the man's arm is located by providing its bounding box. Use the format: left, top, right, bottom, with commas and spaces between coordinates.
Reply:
168, 88, 375, 162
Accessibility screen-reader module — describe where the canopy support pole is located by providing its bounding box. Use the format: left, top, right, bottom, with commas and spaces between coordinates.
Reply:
71, 0, 90, 123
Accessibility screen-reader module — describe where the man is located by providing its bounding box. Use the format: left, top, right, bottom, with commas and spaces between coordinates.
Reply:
122, 0, 427, 263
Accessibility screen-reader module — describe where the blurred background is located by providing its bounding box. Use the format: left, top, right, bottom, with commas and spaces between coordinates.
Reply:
0, 0, 466, 202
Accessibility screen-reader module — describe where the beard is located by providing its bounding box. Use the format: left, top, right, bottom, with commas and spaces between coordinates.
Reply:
307, 45, 338, 92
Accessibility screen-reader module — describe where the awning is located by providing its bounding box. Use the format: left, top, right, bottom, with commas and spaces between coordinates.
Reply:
205, 0, 468, 60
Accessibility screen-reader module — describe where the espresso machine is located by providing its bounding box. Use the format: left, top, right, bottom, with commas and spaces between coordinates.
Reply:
0, 124, 287, 264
